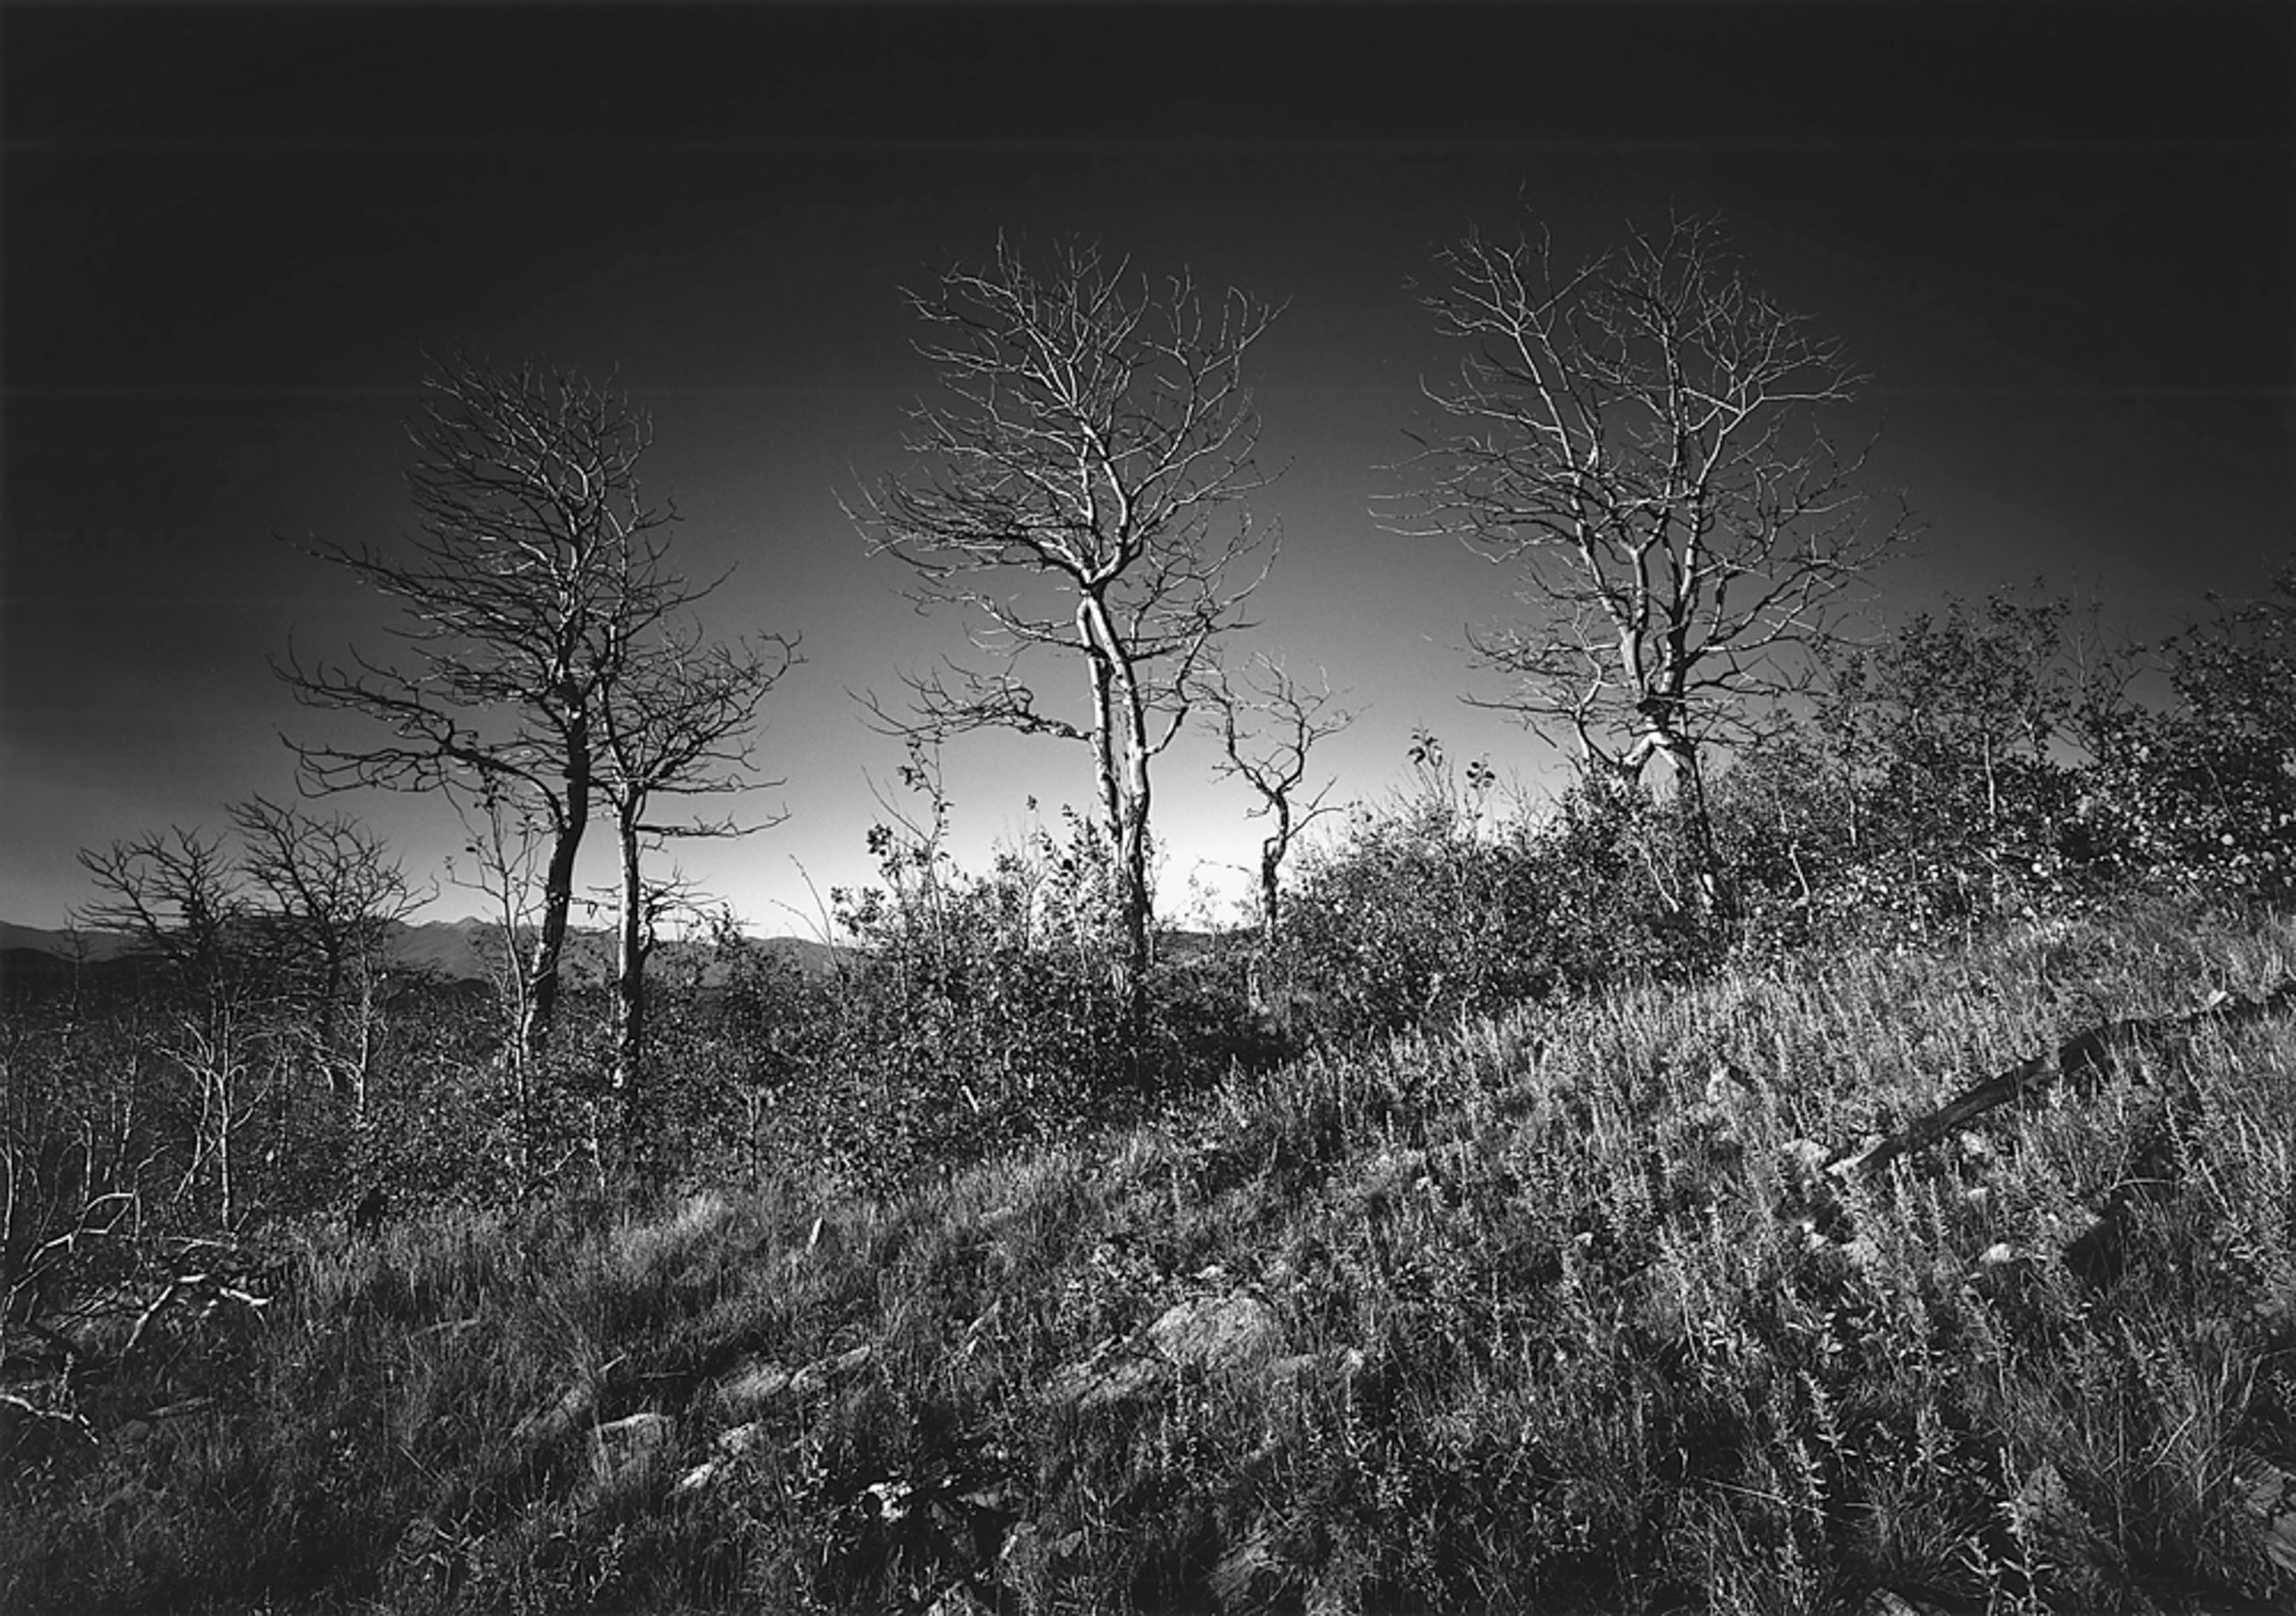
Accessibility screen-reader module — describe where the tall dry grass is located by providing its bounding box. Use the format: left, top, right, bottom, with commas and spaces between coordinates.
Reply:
5, 903, 2291, 1613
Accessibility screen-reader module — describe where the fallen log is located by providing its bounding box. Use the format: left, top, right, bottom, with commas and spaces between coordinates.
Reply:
1829, 982, 2296, 1184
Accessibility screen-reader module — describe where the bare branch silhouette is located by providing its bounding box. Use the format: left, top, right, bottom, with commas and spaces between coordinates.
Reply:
850, 237, 1282, 1020
1198, 653, 1359, 940
278, 356, 779, 1064
1390, 213, 1914, 899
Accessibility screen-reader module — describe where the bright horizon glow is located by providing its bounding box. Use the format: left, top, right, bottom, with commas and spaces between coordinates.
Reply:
5, 4, 2290, 935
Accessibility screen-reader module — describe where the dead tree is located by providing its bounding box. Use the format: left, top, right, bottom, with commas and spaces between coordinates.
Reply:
851, 237, 1281, 1028
595, 629, 795, 1096
1393, 213, 1912, 900
75, 832, 266, 1230
279, 357, 720, 1061
228, 796, 423, 1114
1199, 653, 1357, 944
445, 783, 548, 1177
74, 829, 243, 982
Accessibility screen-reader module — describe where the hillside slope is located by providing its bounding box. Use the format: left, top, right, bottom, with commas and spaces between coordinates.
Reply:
6, 905, 2294, 1614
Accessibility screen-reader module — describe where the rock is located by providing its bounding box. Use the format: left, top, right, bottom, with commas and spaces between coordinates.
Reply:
591, 1410, 673, 1488
595, 1410, 671, 1452
1857, 1592, 1953, 1616
2240, 1461, 2296, 1577
1046, 1352, 1165, 1413
790, 1342, 873, 1391
715, 1342, 872, 1413
716, 1359, 793, 1412
2266, 1506, 2296, 1579
1146, 1293, 1279, 1373
676, 1417, 771, 1492
1048, 1294, 1283, 1411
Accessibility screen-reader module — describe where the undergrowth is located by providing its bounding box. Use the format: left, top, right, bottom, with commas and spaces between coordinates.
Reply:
5, 903, 2293, 1614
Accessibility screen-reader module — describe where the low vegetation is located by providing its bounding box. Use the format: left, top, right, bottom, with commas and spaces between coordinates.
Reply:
5, 901, 2293, 1613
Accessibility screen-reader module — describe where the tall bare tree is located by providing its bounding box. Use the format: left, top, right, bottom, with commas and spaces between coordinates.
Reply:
1393, 213, 1911, 892
851, 237, 1281, 1020
280, 357, 725, 1060
1199, 653, 1357, 943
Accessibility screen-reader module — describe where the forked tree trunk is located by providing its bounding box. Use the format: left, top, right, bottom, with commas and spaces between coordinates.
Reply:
1258, 835, 1283, 944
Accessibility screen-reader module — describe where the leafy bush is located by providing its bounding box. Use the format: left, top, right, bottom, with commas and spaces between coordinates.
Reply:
1279, 791, 1551, 1037
1276, 735, 1731, 1040
2077, 560, 2296, 904
1729, 589, 2095, 946
735, 795, 1175, 1195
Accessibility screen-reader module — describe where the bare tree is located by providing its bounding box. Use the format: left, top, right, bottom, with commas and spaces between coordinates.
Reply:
229, 796, 424, 1114
595, 629, 796, 1094
1199, 653, 1358, 942
1393, 213, 1911, 893
75, 828, 244, 982
74, 810, 427, 1218
445, 782, 550, 1178
280, 357, 726, 1060
850, 237, 1281, 1020
75, 831, 272, 1229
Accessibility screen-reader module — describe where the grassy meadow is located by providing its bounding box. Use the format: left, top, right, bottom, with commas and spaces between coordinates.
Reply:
6, 901, 2293, 1615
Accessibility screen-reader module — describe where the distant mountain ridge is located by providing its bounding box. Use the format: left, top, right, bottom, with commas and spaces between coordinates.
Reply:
0, 918, 841, 989
0, 921, 137, 962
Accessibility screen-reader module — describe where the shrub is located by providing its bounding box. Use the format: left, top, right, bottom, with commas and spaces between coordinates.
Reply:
1277, 741, 1731, 1040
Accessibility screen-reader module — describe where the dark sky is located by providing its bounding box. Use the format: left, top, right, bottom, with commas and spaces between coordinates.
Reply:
4, 1, 2291, 931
